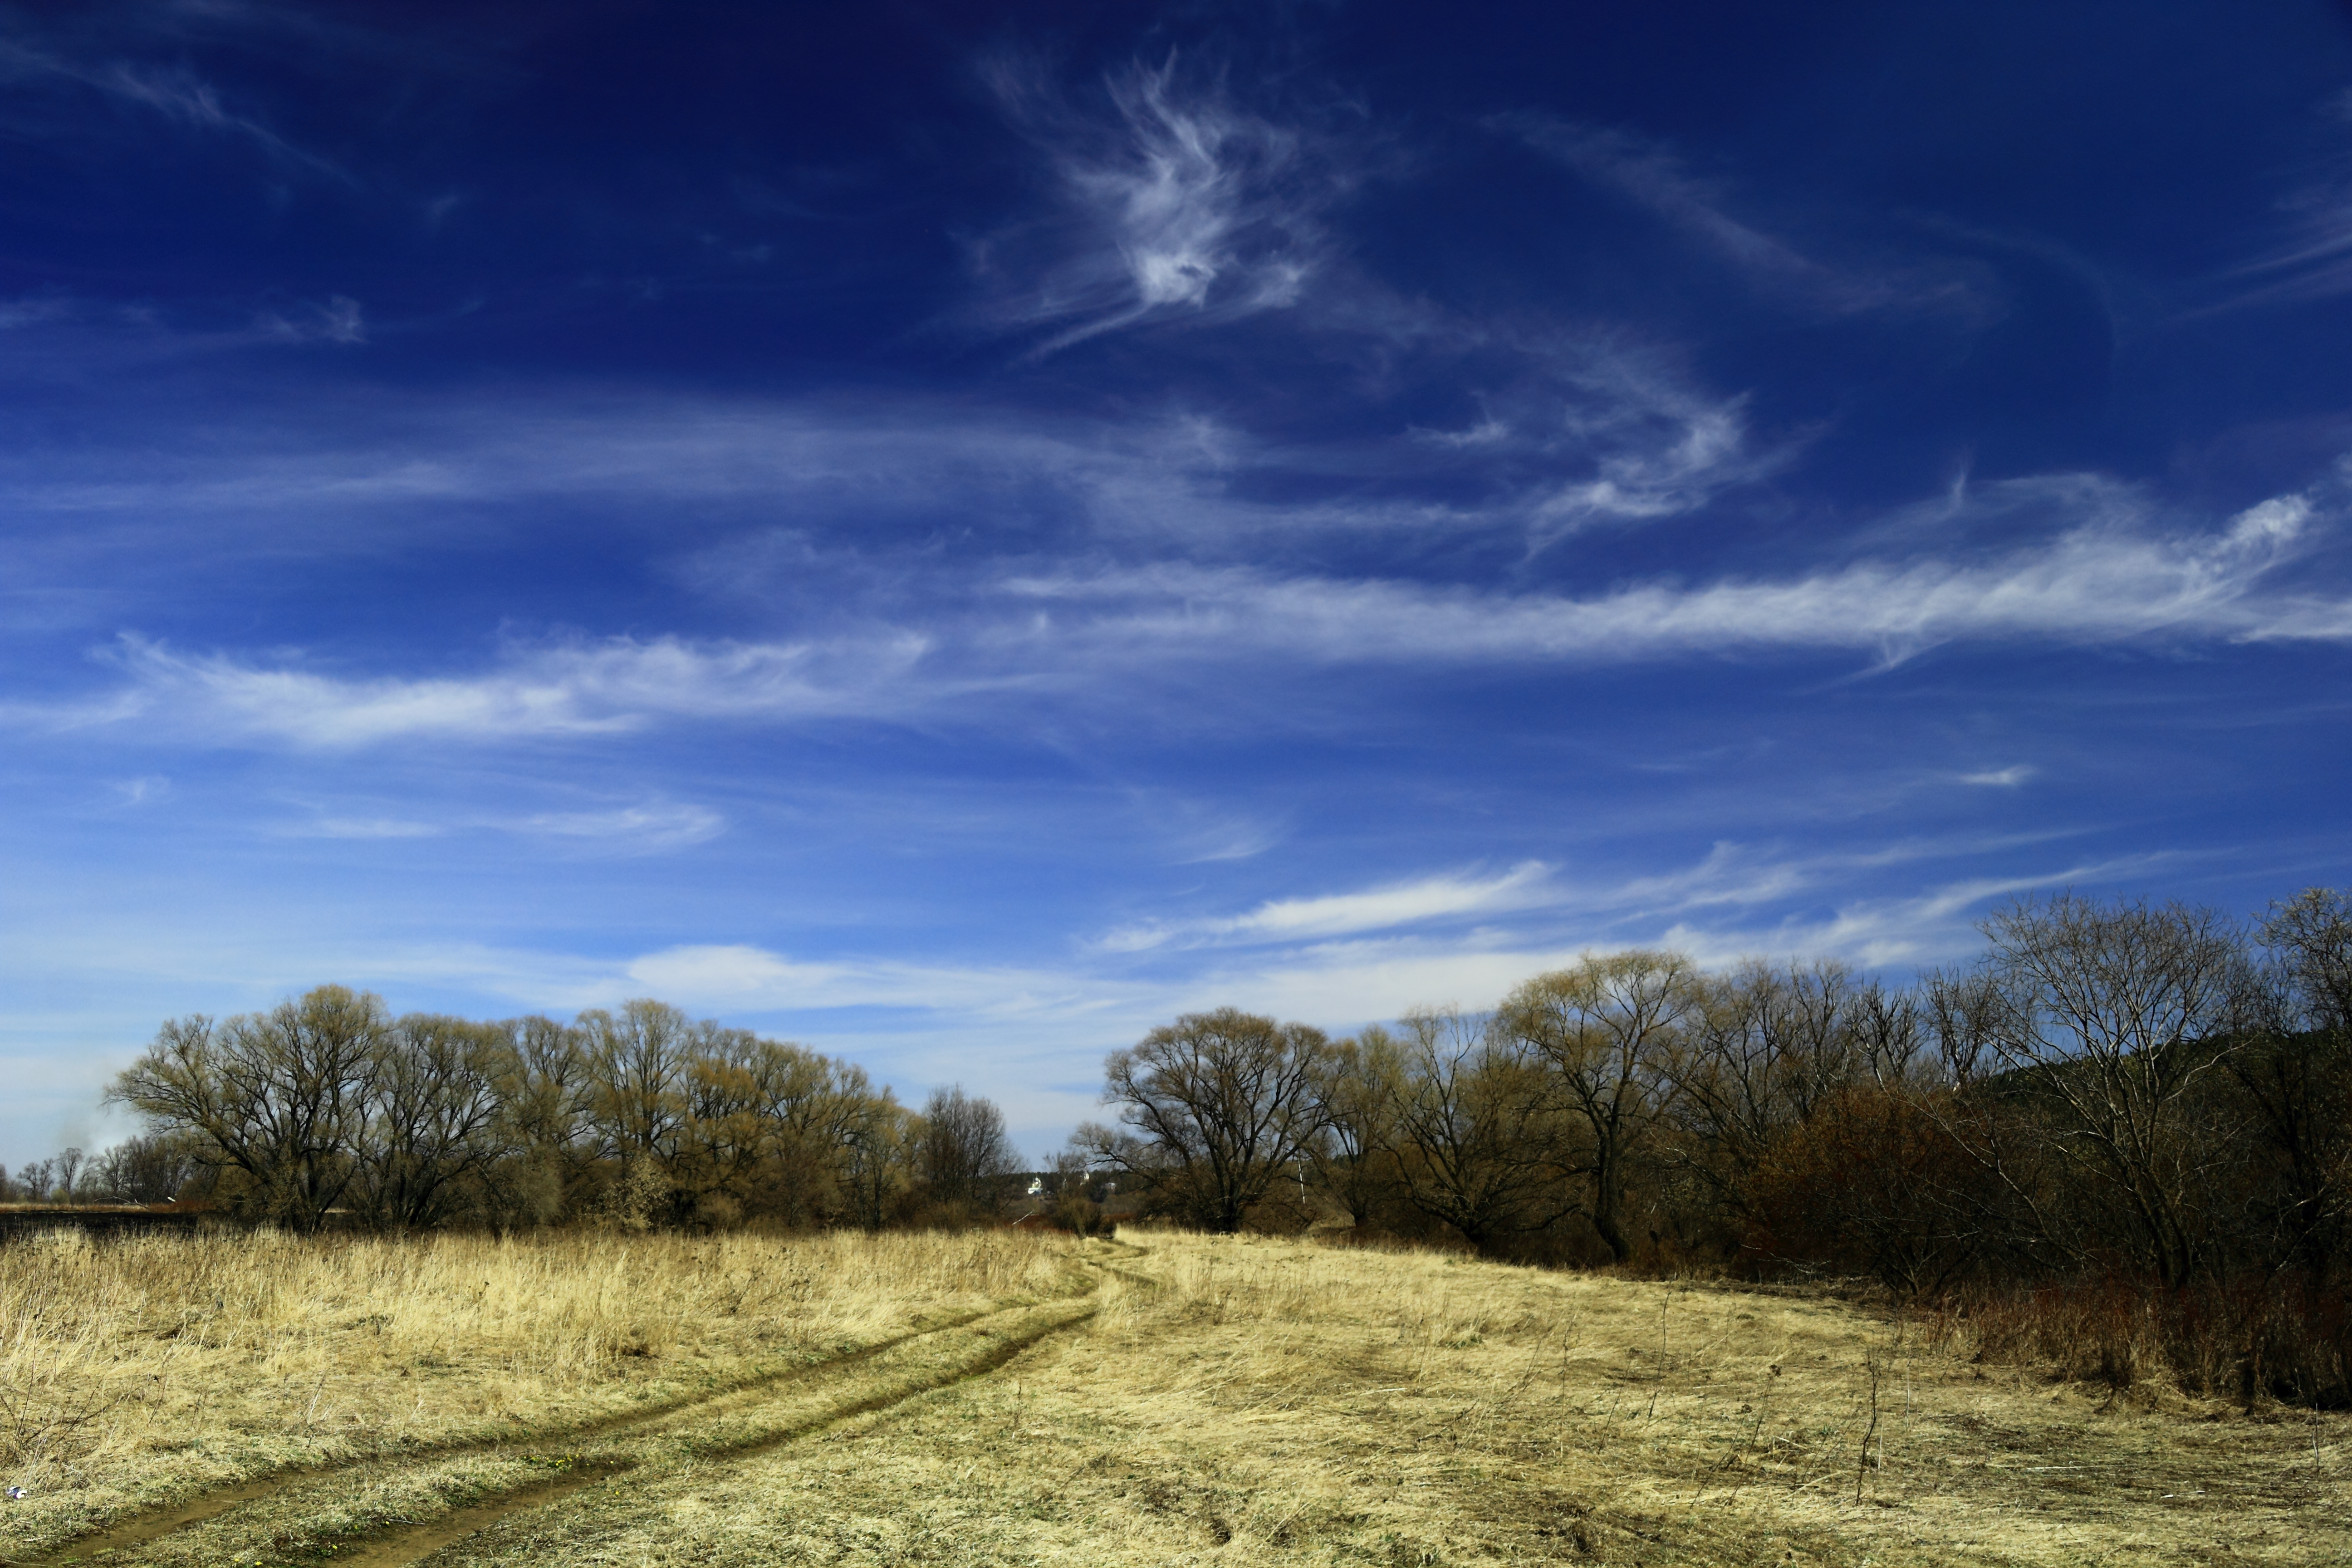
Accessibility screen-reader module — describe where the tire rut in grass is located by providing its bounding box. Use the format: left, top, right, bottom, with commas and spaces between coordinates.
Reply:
7, 1322, 988, 1568
277, 1296, 1103, 1568
6, 1264, 1107, 1568
9, 1318, 984, 1568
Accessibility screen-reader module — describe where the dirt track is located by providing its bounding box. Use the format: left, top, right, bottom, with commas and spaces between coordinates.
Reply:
8, 1255, 1119, 1568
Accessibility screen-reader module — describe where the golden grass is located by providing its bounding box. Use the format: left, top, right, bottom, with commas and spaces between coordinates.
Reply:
7, 1228, 2350, 1566
454, 1233, 2352, 1567
0, 1225, 1078, 1553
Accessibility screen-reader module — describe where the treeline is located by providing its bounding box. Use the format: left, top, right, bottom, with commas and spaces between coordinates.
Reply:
98, 995, 1029, 1232
0, 1140, 201, 1206
1078, 889, 2352, 1403
76, 886, 2352, 1398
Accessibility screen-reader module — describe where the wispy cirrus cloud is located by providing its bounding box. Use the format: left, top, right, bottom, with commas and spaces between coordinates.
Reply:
0, 39, 350, 182
108, 774, 170, 807
1399, 337, 1769, 540
2197, 95, 2352, 314
1523, 351, 1763, 539
521, 804, 725, 849
1096, 862, 1553, 952
975, 54, 1344, 353
1506, 114, 1985, 320
571, 852, 2079, 1032
1092, 843, 2164, 1023
1652, 851, 2187, 971
622, 943, 1118, 1021
0, 380, 1758, 562
294, 801, 724, 852
5, 482, 2342, 750
1014, 485, 2339, 666
1089, 831, 2133, 978
22, 629, 936, 747
305, 816, 445, 840
257, 296, 366, 345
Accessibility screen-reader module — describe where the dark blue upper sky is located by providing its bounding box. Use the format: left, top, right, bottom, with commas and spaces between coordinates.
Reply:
7, 0, 2352, 1159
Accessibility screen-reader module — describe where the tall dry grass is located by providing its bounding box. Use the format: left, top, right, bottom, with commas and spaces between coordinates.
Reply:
1051, 1233, 2349, 1563
11, 1229, 2348, 1566
1929, 1274, 2352, 1408
0, 1226, 1078, 1500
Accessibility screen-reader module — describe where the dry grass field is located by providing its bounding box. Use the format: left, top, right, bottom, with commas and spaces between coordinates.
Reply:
2, 1227, 2347, 1567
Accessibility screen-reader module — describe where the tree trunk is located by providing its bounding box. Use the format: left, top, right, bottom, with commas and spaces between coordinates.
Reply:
1590, 1142, 1633, 1263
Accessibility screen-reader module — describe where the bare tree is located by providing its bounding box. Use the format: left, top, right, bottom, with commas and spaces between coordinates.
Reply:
1964, 894, 2251, 1287
1381, 1010, 1576, 1254
1744, 1082, 1995, 1296
86, 1133, 206, 1205
2232, 889, 2352, 1276
749, 1044, 883, 1226
356, 1014, 518, 1231
1673, 960, 1924, 1203
108, 985, 388, 1230
1674, 962, 1827, 1191
839, 1087, 917, 1231
16, 1158, 53, 1204
916, 1086, 1019, 1215
672, 1025, 775, 1225
1305, 1030, 1406, 1229
1083, 1007, 1328, 1233
1905, 964, 2079, 1278
482, 1015, 593, 1226
51, 1147, 83, 1204
579, 1000, 693, 1170
1499, 951, 1703, 1262
2264, 888, 2352, 1034
1849, 978, 1929, 1087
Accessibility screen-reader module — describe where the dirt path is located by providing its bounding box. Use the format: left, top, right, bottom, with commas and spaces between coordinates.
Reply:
10, 1256, 1119, 1568
330, 1295, 1104, 1568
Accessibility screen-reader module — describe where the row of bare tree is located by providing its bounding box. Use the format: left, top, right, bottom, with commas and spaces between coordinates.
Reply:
103, 995, 1019, 1231
1079, 891, 2352, 1304
0, 1132, 214, 1206
0, 1147, 85, 1204
79, 886, 2352, 1400
88, 887, 2352, 1297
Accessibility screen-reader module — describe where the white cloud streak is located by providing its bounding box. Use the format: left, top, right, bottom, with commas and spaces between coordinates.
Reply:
0, 381, 1764, 565
2204, 103, 2352, 313
308, 817, 444, 839
1174, 845, 2176, 1023
520, 804, 725, 848
7, 484, 2344, 750
109, 775, 170, 806
1098, 862, 1552, 952
1652, 853, 2179, 972
1095, 833, 2097, 973
294, 801, 724, 851
622, 944, 1119, 1022
44, 631, 937, 747
1528, 356, 1761, 537
1014, 487, 2340, 666
977, 56, 1336, 352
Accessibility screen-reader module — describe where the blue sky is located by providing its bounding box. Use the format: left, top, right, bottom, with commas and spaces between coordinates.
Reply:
7, 1, 2352, 1163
